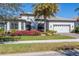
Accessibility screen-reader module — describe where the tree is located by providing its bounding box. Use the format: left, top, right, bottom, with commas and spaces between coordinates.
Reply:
0, 3, 23, 19
33, 3, 59, 32
74, 7, 79, 22
0, 3, 23, 36
75, 7, 79, 11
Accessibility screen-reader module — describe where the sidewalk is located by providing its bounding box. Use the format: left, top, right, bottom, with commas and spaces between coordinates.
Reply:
1, 39, 79, 44
0, 51, 65, 56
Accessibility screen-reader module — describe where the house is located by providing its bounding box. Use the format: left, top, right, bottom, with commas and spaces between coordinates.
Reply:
19, 13, 79, 33
0, 13, 79, 33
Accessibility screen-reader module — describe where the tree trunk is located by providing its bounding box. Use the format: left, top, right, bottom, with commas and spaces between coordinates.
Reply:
44, 17, 47, 32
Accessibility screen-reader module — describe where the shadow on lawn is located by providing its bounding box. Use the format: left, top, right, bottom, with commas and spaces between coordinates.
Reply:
59, 49, 79, 56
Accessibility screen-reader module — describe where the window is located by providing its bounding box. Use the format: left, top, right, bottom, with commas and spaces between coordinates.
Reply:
50, 25, 52, 28
10, 22, 18, 29
21, 22, 24, 30
26, 22, 31, 30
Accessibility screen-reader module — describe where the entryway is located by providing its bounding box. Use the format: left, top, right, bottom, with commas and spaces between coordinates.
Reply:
38, 23, 44, 32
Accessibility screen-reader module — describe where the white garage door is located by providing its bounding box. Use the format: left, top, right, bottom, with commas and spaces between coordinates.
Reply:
53, 25, 70, 33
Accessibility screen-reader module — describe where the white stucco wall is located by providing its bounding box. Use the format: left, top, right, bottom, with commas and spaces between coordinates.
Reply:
20, 16, 35, 22
48, 22, 75, 32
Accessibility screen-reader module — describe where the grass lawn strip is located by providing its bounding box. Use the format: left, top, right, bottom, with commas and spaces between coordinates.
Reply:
0, 42, 79, 54
15, 34, 75, 41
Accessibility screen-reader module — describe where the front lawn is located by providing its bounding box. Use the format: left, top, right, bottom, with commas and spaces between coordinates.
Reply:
16, 34, 75, 41
0, 42, 79, 54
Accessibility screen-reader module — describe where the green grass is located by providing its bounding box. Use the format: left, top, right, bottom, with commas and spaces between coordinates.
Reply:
15, 34, 75, 41
0, 42, 79, 54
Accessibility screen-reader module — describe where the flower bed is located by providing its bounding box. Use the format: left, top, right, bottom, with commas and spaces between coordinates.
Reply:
11, 30, 41, 36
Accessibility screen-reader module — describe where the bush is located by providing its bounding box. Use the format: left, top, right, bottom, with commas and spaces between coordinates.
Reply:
0, 28, 5, 36
47, 30, 56, 33
41, 30, 56, 36
0, 36, 19, 42
11, 29, 17, 33
46, 30, 56, 36
11, 30, 41, 36
72, 26, 79, 33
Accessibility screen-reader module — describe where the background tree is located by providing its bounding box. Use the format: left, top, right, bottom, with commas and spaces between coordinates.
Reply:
75, 7, 79, 22
0, 3, 23, 36
33, 3, 59, 32
0, 3, 23, 19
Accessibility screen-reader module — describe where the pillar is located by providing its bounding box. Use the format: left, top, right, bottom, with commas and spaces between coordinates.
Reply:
7, 22, 10, 31
18, 22, 22, 30
23, 22, 26, 30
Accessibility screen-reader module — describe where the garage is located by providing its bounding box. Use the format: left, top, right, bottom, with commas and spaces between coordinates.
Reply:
53, 25, 70, 33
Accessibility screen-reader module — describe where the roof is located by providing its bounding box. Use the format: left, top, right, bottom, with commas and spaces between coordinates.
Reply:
35, 16, 76, 22
20, 12, 34, 16
48, 16, 76, 22
19, 12, 77, 22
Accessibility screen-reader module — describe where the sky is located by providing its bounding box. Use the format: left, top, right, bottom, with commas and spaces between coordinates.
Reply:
22, 3, 79, 18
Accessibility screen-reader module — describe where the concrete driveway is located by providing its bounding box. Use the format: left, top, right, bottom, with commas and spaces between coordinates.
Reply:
59, 33, 79, 39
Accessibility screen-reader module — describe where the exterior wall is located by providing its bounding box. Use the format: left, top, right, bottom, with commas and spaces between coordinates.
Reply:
48, 22, 75, 32
20, 16, 35, 22
20, 16, 37, 29
5, 21, 26, 31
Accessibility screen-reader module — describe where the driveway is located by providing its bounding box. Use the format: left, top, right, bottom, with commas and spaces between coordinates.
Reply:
59, 33, 79, 39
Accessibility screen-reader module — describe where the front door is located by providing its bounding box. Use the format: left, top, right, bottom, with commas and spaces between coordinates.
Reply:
38, 23, 44, 32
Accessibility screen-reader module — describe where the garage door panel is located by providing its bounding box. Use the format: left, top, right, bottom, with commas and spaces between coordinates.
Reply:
53, 25, 70, 33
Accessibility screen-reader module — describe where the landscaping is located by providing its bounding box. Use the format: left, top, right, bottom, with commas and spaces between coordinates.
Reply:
0, 42, 79, 54
0, 29, 75, 42
10, 29, 41, 36
71, 26, 79, 33
17, 35, 75, 41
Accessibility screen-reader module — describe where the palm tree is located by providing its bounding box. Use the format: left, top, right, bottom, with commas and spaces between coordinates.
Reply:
33, 3, 59, 32
75, 7, 79, 21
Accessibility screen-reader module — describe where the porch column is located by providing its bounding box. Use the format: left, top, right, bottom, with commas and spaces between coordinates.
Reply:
7, 22, 10, 31
18, 22, 22, 30
36, 21, 38, 30
44, 22, 46, 32
23, 22, 26, 30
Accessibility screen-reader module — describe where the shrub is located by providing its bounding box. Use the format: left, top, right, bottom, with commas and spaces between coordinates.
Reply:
46, 30, 56, 36
71, 26, 79, 33
11, 30, 41, 36
40, 30, 56, 36
47, 30, 56, 34
0, 28, 5, 36
0, 36, 19, 42
11, 29, 17, 33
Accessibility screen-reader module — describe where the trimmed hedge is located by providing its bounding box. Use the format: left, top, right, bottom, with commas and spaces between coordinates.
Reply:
0, 36, 19, 42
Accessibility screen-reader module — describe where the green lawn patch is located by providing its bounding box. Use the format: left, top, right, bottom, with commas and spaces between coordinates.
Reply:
15, 34, 75, 41
0, 42, 79, 54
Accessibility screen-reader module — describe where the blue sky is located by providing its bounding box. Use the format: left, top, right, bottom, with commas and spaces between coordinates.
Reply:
22, 3, 79, 18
